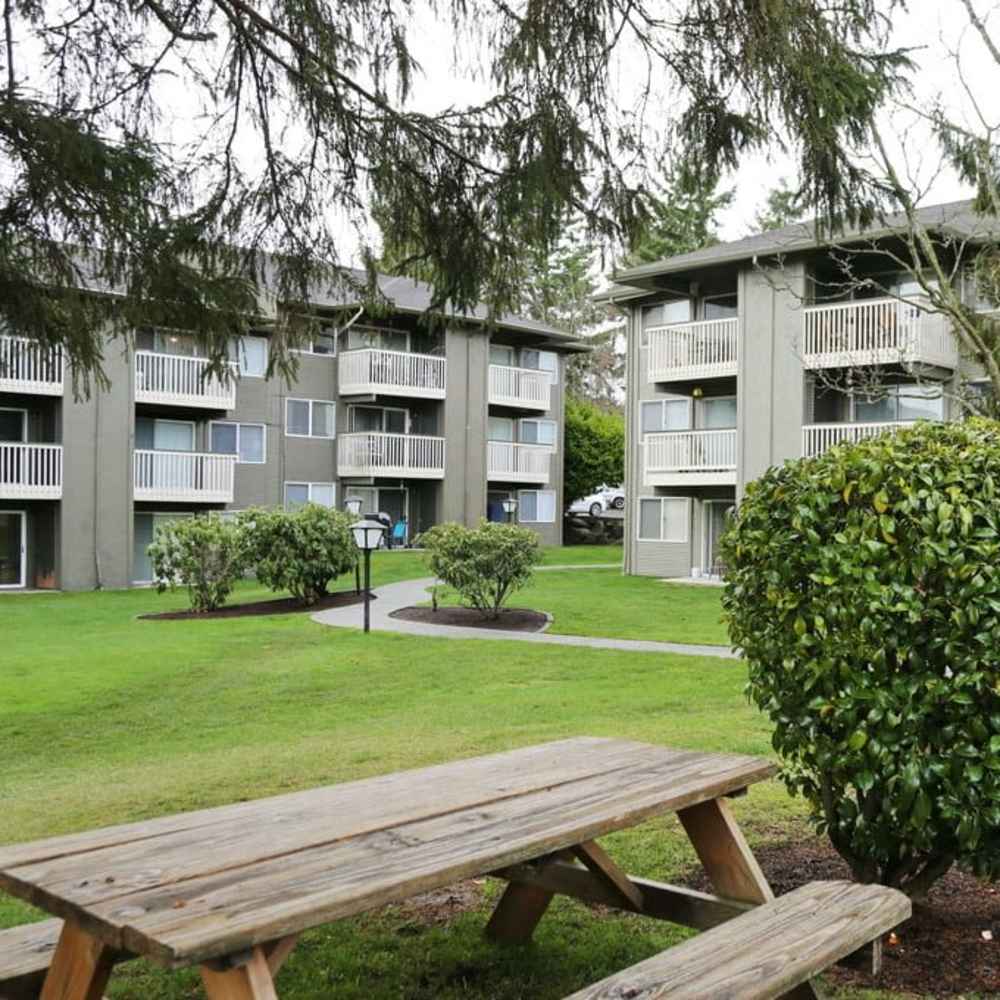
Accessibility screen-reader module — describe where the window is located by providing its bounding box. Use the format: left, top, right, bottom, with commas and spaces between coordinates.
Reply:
348, 406, 407, 434
229, 335, 268, 377
518, 489, 556, 522
854, 384, 944, 423
699, 397, 738, 429
284, 482, 336, 509
519, 418, 557, 447
210, 422, 266, 463
702, 294, 738, 320
490, 344, 515, 366
641, 299, 692, 346
152, 329, 198, 357
641, 399, 689, 434
488, 416, 515, 442
347, 325, 408, 353
538, 350, 559, 383
135, 417, 195, 451
638, 497, 689, 542
286, 398, 336, 438
297, 329, 337, 356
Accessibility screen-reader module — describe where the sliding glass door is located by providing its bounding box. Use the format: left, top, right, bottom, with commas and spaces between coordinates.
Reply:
0, 511, 25, 587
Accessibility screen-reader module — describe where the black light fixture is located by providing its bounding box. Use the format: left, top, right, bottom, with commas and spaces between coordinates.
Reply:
501, 497, 519, 524
351, 518, 385, 633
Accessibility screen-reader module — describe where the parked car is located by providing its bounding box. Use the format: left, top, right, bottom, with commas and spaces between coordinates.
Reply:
568, 484, 625, 517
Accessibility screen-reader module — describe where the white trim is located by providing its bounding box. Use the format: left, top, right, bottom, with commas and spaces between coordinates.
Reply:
517, 488, 557, 523
285, 398, 336, 439
0, 407, 28, 443
0, 509, 26, 588
637, 496, 690, 543
209, 421, 267, 464
283, 481, 337, 509
518, 417, 558, 449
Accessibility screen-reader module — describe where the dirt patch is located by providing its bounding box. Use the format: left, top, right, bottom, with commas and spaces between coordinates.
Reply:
680, 836, 1000, 997
139, 589, 369, 621
390, 879, 486, 933
389, 605, 549, 632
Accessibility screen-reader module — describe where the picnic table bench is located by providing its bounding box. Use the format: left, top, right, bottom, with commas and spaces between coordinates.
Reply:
0, 737, 908, 999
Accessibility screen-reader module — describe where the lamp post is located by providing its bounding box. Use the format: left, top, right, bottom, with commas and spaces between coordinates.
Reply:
345, 498, 363, 593
351, 518, 385, 633
501, 497, 519, 524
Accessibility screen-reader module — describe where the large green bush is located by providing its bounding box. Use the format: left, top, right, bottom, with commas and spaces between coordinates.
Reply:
148, 514, 246, 612
563, 397, 624, 506
422, 520, 542, 619
239, 504, 357, 605
722, 419, 1000, 897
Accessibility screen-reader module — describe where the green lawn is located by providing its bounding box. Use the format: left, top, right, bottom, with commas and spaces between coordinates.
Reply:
0, 560, 896, 1000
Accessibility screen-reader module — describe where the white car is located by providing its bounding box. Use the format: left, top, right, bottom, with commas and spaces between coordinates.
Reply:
568, 484, 625, 517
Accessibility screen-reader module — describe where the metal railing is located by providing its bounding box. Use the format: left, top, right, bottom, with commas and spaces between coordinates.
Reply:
646, 318, 739, 383
338, 348, 447, 398
337, 432, 446, 479
135, 352, 237, 409
0, 443, 63, 499
0, 337, 64, 395
488, 364, 551, 410
486, 441, 551, 483
133, 450, 235, 502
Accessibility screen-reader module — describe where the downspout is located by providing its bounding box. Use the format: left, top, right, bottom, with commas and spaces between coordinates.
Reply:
93, 383, 103, 589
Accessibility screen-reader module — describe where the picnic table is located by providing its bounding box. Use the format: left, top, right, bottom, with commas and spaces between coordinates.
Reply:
0, 737, 907, 999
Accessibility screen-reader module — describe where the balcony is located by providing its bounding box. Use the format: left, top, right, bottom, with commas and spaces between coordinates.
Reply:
487, 441, 551, 484
337, 432, 445, 479
647, 318, 739, 383
488, 364, 551, 411
802, 421, 916, 459
0, 444, 63, 499
134, 450, 235, 503
135, 352, 237, 410
0, 337, 64, 395
338, 349, 447, 399
802, 298, 958, 371
643, 429, 737, 486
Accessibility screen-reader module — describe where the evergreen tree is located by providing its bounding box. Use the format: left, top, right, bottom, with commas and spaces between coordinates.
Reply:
753, 179, 807, 232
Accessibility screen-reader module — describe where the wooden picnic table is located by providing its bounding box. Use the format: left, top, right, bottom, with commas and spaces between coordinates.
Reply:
0, 737, 780, 999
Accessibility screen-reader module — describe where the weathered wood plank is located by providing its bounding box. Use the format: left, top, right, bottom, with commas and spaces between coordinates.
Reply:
571, 841, 644, 911
561, 880, 910, 1000
0, 918, 63, 992
200, 947, 278, 1000
493, 859, 753, 929
38, 922, 115, 1000
87, 752, 771, 966
484, 881, 555, 943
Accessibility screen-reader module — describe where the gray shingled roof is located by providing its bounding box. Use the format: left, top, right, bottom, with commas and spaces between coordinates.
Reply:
606, 198, 996, 290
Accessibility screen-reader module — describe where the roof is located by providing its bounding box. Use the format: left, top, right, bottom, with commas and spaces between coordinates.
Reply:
308, 267, 589, 352
604, 198, 997, 293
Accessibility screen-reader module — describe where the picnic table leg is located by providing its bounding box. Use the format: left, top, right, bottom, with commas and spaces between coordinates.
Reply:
678, 797, 821, 1000
484, 881, 554, 943
201, 945, 280, 1000
39, 920, 116, 1000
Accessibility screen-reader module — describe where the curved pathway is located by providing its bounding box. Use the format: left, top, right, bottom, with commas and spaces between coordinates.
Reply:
311, 574, 737, 660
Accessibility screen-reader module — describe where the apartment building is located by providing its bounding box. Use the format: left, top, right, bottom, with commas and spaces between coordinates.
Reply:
0, 272, 582, 590
603, 200, 987, 579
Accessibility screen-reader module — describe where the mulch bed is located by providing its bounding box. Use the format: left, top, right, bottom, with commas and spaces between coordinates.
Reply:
389, 605, 549, 632
680, 836, 1000, 997
139, 589, 369, 620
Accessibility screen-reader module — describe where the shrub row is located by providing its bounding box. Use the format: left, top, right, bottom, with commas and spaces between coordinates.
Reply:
148, 504, 358, 612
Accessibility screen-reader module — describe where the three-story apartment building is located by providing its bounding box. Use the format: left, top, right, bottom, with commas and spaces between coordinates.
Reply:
604, 200, 986, 579
0, 271, 582, 590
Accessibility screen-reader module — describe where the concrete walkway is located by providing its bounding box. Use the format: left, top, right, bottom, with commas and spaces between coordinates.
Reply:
311, 574, 737, 659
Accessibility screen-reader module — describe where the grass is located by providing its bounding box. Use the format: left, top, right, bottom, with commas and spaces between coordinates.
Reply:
0, 549, 897, 1000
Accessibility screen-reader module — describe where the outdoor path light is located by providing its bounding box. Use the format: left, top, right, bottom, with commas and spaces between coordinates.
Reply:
502, 497, 519, 524
351, 518, 385, 633
345, 498, 363, 593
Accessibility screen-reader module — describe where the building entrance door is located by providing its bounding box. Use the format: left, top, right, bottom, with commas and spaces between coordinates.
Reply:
0, 511, 25, 587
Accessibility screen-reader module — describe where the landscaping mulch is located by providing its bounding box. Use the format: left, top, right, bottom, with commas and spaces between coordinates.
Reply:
389, 605, 549, 632
681, 836, 1000, 997
139, 589, 369, 620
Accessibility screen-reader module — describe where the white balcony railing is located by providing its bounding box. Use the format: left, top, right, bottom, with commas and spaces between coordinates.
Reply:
643, 429, 737, 486
487, 441, 551, 484
802, 421, 916, 459
337, 432, 445, 479
135, 352, 237, 409
647, 318, 739, 383
0, 337, 64, 395
802, 298, 958, 371
338, 349, 447, 399
0, 444, 63, 499
488, 364, 551, 411
133, 450, 235, 503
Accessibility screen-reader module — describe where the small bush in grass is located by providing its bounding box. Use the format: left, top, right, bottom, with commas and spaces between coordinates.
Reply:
148, 514, 246, 612
422, 520, 542, 619
240, 504, 357, 606
722, 419, 1000, 898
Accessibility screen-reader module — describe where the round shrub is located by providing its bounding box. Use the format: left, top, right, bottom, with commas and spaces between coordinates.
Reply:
722, 418, 1000, 897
